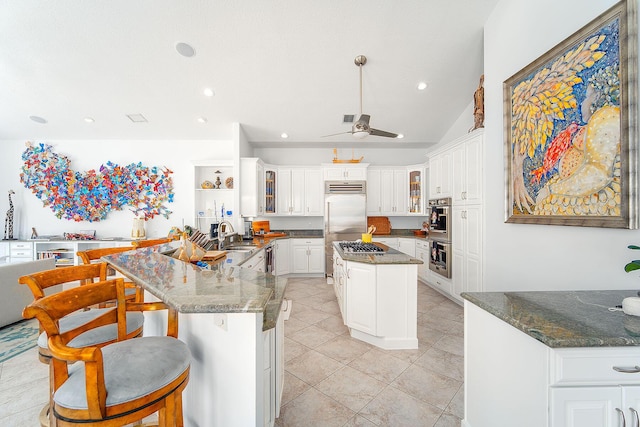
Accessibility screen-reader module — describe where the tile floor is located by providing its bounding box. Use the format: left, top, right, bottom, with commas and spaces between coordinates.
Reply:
0, 277, 464, 427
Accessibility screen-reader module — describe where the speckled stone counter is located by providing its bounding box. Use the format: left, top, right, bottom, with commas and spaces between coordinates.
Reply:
102, 241, 287, 331
333, 242, 423, 265
462, 290, 640, 348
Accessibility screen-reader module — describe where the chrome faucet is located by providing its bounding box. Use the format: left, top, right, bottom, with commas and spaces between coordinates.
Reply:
217, 220, 235, 249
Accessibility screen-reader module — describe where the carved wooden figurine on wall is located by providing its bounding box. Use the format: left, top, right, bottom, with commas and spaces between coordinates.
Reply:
472, 74, 485, 131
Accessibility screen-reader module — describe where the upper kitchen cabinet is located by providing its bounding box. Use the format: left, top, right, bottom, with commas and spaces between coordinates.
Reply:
264, 166, 277, 214
193, 161, 234, 234
367, 167, 407, 216
304, 168, 323, 216
240, 158, 265, 217
429, 150, 452, 198
452, 129, 484, 205
407, 164, 426, 215
322, 163, 369, 181
274, 166, 323, 216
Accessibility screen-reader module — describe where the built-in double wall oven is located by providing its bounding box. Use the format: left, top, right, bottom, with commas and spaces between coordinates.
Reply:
428, 197, 451, 279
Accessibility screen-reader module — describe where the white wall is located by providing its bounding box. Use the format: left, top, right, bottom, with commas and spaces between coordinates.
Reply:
254, 147, 429, 166
483, 0, 640, 291
0, 139, 233, 239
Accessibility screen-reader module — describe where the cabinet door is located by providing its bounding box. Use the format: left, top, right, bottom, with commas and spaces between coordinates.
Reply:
265, 168, 277, 214
452, 143, 466, 204
397, 238, 415, 257
415, 247, 429, 281
290, 169, 305, 216
256, 162, 265, 215
304, 168, 323, 216
291, 245, 309, 274
465, 133, 483, 204
429, 151, 452, 197
345, 167, 367, 180
345, 262, 376, 335
307, 245, 325, 274
276, 169, 292, 215
393, 169, 408, 214
380, 169, 395, 214
366, 169, 383, 215
551, 387, 621, 427
274, 240, 290, 276
408, 167, 424, 215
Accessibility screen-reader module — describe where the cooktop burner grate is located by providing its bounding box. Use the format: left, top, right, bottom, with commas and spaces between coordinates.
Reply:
339, 241, 385, 253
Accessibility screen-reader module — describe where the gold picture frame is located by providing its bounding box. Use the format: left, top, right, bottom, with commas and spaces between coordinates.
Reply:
504, 0, 637, 228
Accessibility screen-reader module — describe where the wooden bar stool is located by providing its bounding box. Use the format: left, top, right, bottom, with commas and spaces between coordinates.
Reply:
23, 278, 190, 427
131, 237, 175, 248
19, 264, 145, 426
76, 246, 142, 303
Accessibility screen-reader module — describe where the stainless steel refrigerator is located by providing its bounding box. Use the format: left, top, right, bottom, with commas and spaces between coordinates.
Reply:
324, 181, 367, 276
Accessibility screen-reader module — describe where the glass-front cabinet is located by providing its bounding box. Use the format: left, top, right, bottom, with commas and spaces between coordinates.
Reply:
407, 165, 425, 215
264, 167, 277, 215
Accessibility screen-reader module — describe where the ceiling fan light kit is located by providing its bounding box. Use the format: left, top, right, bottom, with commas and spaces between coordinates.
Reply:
323, 54, 399, 140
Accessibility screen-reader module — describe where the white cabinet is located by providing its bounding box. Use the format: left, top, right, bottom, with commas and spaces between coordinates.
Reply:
397, 238, 416, 257
240, 158, 265, 217
429, 150, 452, 197
276, 167, 305, 216
194, 162, 235, 234
415, 240, 430, 282
451, 204, 482, 302
243, 248, 266, 272
452, 129, 483, 204
273, 239, 290, 276
9, 241, 34, 263
274, 167, 322, 216
366, 168, 407, 215
332, 249, 347, 318
550, 386, 640, 427
345, 261, 377, 335
322, 164, 368, 181
264, 166, 277, 215
263, 310, 284, 427
290, 239, 324, 274
304, 168, 323, 216
372, 237, 398, 250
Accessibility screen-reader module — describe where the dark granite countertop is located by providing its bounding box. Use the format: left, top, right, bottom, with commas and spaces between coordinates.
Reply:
333, 241, 423, 265
102, 241, 287, 331
462, 290, 640, 348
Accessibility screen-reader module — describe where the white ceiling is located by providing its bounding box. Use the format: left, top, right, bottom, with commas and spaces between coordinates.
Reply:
0, 0, 498, 149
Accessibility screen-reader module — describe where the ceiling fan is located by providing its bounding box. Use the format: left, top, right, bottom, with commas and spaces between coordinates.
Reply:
324, 55, 399, 139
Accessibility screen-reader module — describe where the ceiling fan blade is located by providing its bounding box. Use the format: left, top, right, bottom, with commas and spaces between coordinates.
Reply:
370, 128, 399, 138
356, 114, 371, 125
321, 131, 353, 138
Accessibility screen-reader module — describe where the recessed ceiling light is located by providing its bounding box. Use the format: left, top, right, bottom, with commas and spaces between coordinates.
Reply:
175, 42, 195, 58
203, 88, 215, 97
197, 117, 208, 123
281, 133, 289, 139
84, 117, 95, 123
396, 134, 405, 139
417, 82, 428, 91
29, 115, 47, 124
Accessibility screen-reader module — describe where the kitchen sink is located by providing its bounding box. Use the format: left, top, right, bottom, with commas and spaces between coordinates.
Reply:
224, 244, 258, 251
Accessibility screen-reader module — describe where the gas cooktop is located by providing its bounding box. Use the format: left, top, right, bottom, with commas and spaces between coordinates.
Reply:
339, 241, 385, 254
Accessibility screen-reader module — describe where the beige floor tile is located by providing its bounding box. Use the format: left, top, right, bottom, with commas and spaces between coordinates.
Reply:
281, 371, 311, 406
315, 335, 372, 364
418, 313, 463, 334
359, 385, 442, 427
284, 337, 311, 362
434, 412, 463, 427
285, 349, 344, 386
316, 366, 386, 412
447, 384, 464, 419
284, 317, 310, 335
343, 414, 378, 426
348, 348, 410, 384
0, 375, 49, 419
288, 325, 337, 349
433, 334, 464, 357
391, 364, 462, 410
315, 314, 349, 336
290, 307, 332, 325
414, 346, 464, 382
0, 404, 43, 427
278, 387, 354, 427
318, 299, 341, 315
416, 324, 446, 347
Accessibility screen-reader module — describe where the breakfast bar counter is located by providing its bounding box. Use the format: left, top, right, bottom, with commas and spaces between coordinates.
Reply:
103, 241, 287, 427
462, 290, 640, 427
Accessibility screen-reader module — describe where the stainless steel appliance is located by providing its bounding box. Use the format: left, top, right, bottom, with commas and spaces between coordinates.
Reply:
428, 197, 451, 242
324, 181, 367, 276
265, 244, 274, 273
338, 241, 385, 254
428, 197, 452, 278
429, 239, 451, 278
243, 220, 253, 240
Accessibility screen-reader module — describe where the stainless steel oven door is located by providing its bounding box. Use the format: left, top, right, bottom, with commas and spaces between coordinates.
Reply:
429, 239, 451, 279
428, 198, 450, 242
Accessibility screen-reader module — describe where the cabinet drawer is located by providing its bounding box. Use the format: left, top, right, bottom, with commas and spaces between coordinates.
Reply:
10, 242, 33, 251
551, 347, 640, 386
11, 250, 33, 258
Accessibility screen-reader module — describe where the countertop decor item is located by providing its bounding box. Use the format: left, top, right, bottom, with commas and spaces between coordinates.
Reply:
225, 176, 233, 189
201, 180, 213, 189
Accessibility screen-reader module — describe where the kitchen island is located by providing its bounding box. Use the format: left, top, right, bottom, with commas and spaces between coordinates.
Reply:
462, 290, 640, 427
332, 242, 422, 350
103, 241, 287, 427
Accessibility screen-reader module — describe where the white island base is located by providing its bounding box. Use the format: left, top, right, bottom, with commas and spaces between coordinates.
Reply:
333, 248, 418, 350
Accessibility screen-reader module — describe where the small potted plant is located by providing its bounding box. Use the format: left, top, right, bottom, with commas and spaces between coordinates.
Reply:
624, 245, 640, 273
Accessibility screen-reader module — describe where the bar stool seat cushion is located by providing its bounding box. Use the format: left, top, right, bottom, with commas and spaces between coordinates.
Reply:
37, 310, 144, 349
54, 336, 190, 411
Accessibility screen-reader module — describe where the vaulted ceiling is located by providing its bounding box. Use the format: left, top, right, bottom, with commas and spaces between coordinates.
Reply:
0, 0, 498, 148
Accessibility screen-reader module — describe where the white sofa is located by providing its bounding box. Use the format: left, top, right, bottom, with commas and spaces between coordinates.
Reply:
0, 258, 56, 328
